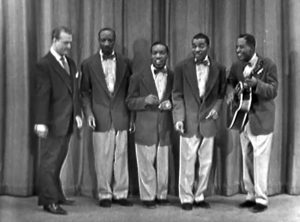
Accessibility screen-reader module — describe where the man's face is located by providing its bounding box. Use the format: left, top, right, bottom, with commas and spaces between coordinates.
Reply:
53, 31, 72, 56
151, 44, 168, 69
99, 30, 115, 55
192, 38, 209, 62
236, 38, 254, 62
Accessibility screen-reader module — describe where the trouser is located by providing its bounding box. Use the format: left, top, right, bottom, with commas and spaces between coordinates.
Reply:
135, 143, 169, 201
38, 134, 71, 205
179, 135, 214, 203
93, 128, 129, 200
240, 122, 273, 206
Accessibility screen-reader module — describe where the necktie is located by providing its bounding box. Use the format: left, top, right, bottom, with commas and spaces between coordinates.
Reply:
60, 57, 70, 75
195, 59, 209, 66
102, 54, 116, 60
154, 68, 167, 75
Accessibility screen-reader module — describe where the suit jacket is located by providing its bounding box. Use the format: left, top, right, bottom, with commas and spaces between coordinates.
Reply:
126, 67, 173, 146
172, 57, 226, 137
81, 52, 131, 132
34, 52, 81, 136
227, 56, 278, 135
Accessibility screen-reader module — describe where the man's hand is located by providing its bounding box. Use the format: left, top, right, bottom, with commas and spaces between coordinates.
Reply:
159, 100, 172, 110
175, 121, 184, 134
226, 91, 234, 104
205, 109, 219, 120
87, 115, 96, 130
145, 94, 159, 105
244, 76, 258, 88
34, 124, 48, 138
75, 115, 83, 129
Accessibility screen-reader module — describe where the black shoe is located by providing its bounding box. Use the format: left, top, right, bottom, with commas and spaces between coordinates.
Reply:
181, 203, 193, 211
156, 199, 170, 205
239, 200, 256, 208
142, 200, 156, 209
59, 199, 75, 205
113, 198, 133, 206
99, 199, 112, 208
194, 201, 210, 209
43, 203, 67, 215
251, 203, 268, 213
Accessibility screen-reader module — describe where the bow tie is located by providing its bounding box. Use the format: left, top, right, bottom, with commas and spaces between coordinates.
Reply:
195, 59, 209, 66
102, 54, 116, 60
154, 68, 167, 75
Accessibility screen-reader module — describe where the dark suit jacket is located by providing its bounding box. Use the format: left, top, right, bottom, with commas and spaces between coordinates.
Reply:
34, 52, 81, 136
227, 56, 278, 135
81, 52, 131, 132
172, 57, 226, 137
126, 67, 173, 146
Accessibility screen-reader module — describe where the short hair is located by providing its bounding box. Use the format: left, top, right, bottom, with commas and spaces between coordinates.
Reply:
51, 26, 72, 40
150, 41, 169, 54
238, 33, 256, 48
98, 27, 116, 41
192, 33, 210, 46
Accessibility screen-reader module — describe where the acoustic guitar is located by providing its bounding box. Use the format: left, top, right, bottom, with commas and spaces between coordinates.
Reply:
227, 60, 264, 130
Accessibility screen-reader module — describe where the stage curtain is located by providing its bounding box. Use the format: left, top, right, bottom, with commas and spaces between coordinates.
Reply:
0, 0, 299, 197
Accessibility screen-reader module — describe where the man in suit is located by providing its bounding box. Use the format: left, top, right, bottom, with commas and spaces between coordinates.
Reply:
227, 33, 278, 213
34, 26, 82, 215
172, 33, 226, 211
81, 27, 132, 207
126, 42, 173, 209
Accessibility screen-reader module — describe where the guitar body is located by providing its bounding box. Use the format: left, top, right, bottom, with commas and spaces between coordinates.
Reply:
227, 81, 252, 130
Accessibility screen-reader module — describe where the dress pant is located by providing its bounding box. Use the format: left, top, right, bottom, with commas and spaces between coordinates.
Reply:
38, 134, 71, 205
179, 135, 214, 203
135, 143, 169, 201
92, 128, 129, 200
240, 122, 273, 206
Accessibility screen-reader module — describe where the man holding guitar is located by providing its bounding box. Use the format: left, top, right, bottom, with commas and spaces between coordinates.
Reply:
227, 34, 278, 213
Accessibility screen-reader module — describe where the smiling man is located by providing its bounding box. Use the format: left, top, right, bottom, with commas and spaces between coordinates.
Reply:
126, 42, 173, 209
172, 33, 226, 210
227, 33, 278, 213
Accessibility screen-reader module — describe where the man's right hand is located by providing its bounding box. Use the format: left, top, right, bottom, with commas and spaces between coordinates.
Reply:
145, 94, 159, 105
87, 115, 96, 130
34, 124, 48, 138
175, 121, 185, 134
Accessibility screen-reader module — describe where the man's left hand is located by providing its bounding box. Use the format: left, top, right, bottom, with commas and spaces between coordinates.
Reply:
205, 109, 219, 120
75, 115, 83, 129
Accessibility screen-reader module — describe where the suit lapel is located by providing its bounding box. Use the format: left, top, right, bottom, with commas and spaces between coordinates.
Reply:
203, 60, 218, 100
161, 69, 172, 101
184, 59, 201, 104
90, 54, 111, 96
48, 53, 72, 93
141, 67, 158, 97
113, 53, 126, 97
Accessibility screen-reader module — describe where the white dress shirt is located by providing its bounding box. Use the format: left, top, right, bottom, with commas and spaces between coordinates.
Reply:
100, 50, 116, 94
243, 53, 258, 78
151, 64, 168, 101
195, 56, 210, 98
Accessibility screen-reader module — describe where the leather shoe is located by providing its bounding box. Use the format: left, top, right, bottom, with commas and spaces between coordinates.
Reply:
194, 201, 210, 209
181, 203, 193, 211
251, 203, 268, 213
239, 200, 256, 208
43, 203, 67, 215
113, 198, 133, 206
142, 200, 156, 209
99, 199, 112, 208
59, 199, 75, 205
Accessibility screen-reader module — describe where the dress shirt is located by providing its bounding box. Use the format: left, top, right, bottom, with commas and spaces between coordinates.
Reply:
195, 56, 210, 98
243, 53, 258, 78
100, 50, 116, 94
151, 64, 168, 101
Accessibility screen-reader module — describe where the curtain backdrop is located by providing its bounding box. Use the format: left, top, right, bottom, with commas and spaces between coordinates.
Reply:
1, 0, 300, 198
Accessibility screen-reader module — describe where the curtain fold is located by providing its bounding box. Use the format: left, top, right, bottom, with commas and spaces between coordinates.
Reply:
0, 0, 298, 197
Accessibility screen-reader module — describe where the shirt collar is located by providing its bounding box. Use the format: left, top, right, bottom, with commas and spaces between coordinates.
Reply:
151, 64, 167, 75
50, 46, 65, 62
99, 50, 116, 61
195, 55, 210, 66
247, 53, 258, 67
